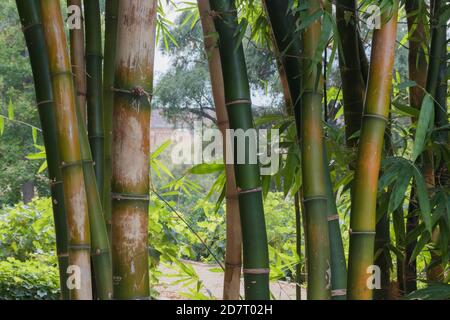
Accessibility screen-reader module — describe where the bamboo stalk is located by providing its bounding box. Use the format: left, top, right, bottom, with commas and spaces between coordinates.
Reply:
424, 0, 446, 283
111, 0, 157, 299
300, 0, 331, 300
404, 0, 429, 293
84, 0, 104, 199
210, 0, 270, 300
103, 0, 119, 239
336, 0, 366, 148
75, 100, 112, 299
67, 0, 87, 124
347, 3, 398, 300
262, 0, 302, 138
197, 0, 242, 301
39, 0, 92, 300
16, 0, 69, 299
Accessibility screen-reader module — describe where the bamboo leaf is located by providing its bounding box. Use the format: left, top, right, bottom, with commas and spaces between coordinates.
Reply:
8, 98, 14, 120
32, 127, 37, 144
38, 160, 48, 174
0, 116, 4, 136
409, 231, 431, 263
413, 170, 432, 234
388, 165, 413, 213
411, 94, 434, 162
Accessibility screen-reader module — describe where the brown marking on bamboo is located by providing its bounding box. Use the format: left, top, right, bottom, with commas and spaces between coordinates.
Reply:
112, 101, 150, 192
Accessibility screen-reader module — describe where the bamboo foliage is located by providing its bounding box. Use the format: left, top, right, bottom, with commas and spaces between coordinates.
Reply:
210, 0, 270, 300
347, 3, 399, 300
84, 0, 104, 198
16, 0, 69, 299
197, 0, 242, 301
111, 0, 158, 300
39, 0, 92, 300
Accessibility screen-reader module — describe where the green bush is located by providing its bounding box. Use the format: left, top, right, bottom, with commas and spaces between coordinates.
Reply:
0, 257, 60, 300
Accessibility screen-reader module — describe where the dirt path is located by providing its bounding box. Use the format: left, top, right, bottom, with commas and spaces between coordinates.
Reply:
155, 260, 305, 300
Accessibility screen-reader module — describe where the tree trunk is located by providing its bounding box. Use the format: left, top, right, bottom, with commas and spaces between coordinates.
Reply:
40, 0, 92, 300
16, 0, 69, 299
198, 0, 242, 301
336, 0, 366, 148
347, 3, 398, 300
102, 0, 119, 240
67, 0, 87, 123
210, 0, 270, 300
111, 0, 157, 300
84, 0, 104, 198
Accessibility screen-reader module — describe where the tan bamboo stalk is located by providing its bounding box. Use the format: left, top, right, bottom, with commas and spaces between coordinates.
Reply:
67, 0, 87, 123
40, 0, 92, 300
197, 0, 242, 301
347, 3, 398, 300
111, 0, 157, 299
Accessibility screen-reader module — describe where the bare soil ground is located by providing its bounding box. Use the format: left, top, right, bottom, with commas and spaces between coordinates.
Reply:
155, 260, 306, 300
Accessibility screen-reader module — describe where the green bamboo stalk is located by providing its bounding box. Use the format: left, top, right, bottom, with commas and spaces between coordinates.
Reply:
111, 0, 157, 299
262, 0, 302, 138
198, 0, 242, 300
67, 0, 87, 123
336, 0, 366, 148
424, 0, 446, 283
294, 192, 303, 299
84, 0, 104, 199
300, 0, 331, 300
75, 100, 112, 299
16, 0, 69, 299
103, 0, 119, 239
323, 148, 347, 299
347, 3, 398, 300
209, 0, 270, 300
39, 0, 92, 300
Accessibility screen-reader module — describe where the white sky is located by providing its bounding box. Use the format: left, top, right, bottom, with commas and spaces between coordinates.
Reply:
153, 0, 274, 107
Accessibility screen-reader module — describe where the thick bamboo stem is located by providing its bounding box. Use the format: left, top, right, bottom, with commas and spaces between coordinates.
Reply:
347, 3, 398, 300
197, 0, 242, 301
40, 0, 92, 300
336, 0, 366, 148
16, 0, 69, 299
67, 0, 87, 123
404, 0, 429, 293
84, 0, 104, 199
210, 0, 270, 300
111, 0, 157, 299
103, 0, 119, 239
75, 103, 112, 299
300, 0, 331, 300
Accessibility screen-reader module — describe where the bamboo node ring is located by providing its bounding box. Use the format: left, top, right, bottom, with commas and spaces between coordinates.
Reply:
60, 160, 84, 169
68, 244, 91, 251
111, 193, 150, 201
331, 289, 347, 296
225, 262, 242, 270
243, 268, 270, 275
238, 187, 262, 195
37, 100, 53, 107
349, 229, 376, 235
226, 99, 252, 107
302, 195, 327, 203
327, 214, 340, 222
362, 113, 389, 122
